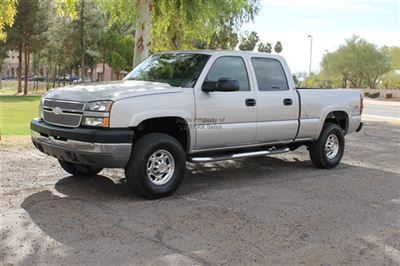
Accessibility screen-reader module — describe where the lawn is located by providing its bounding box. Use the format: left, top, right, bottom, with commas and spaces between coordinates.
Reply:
0, 80, 48, 96
0, 96, 41, 136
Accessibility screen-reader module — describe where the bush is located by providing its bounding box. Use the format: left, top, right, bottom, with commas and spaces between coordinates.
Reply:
386, 93, 393, 99
368, 92, 380, 98
364, 92, 370, 97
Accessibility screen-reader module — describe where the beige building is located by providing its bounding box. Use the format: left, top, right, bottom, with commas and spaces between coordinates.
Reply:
1, 51, 19, 78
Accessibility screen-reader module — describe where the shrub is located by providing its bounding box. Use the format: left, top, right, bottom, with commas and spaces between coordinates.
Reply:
364, 92, 370, 97
368, 92, 380, 98
386, 93, 393, 99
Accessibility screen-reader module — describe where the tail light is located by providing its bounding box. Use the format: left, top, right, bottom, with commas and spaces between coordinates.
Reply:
360, 93, 364, 115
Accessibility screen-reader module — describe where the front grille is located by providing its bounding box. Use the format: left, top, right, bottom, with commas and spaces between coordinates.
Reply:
43, 99, 85, 112
42, 99, 85, 127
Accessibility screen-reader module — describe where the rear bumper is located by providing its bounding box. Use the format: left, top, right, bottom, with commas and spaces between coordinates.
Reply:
31, 119, 133, 168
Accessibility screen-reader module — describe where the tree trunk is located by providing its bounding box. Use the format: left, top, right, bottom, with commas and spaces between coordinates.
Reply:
133, 0, 151, 67
80, 0, 85, 83
24, 43, 30, 95
102, 61, 105, 81
17, 44, 23, 93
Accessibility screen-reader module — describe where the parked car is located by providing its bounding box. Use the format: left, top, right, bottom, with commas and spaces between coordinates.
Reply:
29, 75, 47, 81
31, 51, 363, 199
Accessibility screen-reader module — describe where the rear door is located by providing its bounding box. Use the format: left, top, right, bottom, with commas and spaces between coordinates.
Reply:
194, 56, 257, 150
250, 57, 299, 143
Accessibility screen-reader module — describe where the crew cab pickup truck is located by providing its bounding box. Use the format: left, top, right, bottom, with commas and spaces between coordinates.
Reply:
31, 51, 363, 199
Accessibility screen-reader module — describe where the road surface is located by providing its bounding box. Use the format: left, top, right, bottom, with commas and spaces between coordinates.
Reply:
363, 99, 399, 121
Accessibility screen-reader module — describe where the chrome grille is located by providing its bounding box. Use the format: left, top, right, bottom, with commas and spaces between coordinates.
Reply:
42, 99, 85, 128
43, 99, 85, 112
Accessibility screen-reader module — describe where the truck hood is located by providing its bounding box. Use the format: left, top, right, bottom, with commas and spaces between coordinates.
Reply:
44, 80, 183, 102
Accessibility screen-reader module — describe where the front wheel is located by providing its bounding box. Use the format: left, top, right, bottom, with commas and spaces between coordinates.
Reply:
125, 133, 186, 199
58, 160, 103, 176
309, 123, 345, 169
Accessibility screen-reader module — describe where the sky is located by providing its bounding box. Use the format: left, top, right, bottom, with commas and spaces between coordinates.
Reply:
242, 0, 400, 73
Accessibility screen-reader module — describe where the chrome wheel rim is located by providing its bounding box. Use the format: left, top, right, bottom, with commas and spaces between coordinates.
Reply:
146, 149, 175, 185
325, 134, 339, 159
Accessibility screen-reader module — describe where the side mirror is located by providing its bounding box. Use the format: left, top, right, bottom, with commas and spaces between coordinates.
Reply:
202, 78, 240, 92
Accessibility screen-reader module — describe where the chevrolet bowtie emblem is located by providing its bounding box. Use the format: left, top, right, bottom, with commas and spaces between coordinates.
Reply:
53, 107, 62, 115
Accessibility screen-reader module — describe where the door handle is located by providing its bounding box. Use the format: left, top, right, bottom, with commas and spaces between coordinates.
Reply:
245, 98, 256, 107
283, 98, 293, 106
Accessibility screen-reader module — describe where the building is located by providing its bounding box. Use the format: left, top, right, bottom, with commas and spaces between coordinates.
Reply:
1, 51, 19, 78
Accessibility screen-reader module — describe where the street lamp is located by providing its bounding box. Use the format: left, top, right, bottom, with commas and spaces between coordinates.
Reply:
307, 35, 313, 76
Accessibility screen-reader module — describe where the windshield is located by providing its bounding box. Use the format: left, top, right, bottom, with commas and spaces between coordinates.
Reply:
124, 53, 210, 87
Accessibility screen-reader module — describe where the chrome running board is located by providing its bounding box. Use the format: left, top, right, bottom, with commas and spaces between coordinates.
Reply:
188, 147, 290, 163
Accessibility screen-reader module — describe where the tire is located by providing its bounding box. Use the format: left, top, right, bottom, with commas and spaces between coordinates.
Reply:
309, 123, 345, 169
58, 160, 103, 176
124, 133, 186, 199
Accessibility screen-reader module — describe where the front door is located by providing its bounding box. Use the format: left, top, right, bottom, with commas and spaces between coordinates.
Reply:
194, 56, 257, 150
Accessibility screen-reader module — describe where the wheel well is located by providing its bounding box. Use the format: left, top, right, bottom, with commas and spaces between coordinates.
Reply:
135, 117, 190, 152
324, 111, 348, 133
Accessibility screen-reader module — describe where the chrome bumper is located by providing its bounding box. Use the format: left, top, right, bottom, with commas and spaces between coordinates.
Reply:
31, 130, 132, 168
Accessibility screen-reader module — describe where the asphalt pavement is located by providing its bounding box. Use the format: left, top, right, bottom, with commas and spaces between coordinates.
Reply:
1, 120, 399, 265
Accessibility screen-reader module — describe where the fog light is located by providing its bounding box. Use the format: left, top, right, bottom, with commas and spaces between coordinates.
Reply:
82, 117, 108, 127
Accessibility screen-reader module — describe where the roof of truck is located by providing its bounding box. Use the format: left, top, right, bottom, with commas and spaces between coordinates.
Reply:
158, 50, 285, 60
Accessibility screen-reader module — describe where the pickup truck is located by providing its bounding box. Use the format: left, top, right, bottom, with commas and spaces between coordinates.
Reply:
31, 51, 363, 199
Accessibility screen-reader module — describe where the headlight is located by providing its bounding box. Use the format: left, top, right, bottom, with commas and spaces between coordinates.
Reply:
81, 117, 109, 127
82, 100, 113, 127
85, 101, 113, 112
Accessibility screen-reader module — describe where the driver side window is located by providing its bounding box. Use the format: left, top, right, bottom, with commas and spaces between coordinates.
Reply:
203, 56, 250, 91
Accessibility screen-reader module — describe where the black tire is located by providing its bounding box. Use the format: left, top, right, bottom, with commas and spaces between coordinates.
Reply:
124, 133, 186, 199
309, 123, 345, 169
58, 160, 103, 176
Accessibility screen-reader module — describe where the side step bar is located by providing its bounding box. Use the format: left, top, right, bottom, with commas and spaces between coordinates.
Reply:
188, 147, 290, 163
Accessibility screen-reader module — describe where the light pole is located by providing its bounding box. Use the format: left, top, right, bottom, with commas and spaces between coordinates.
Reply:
307, 35, 313, 76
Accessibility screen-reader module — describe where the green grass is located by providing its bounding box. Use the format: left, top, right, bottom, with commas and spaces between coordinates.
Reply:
0, 96, 41, 135
0, 80, 49, 96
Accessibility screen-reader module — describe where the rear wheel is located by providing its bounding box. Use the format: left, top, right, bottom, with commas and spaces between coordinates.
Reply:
58, 160, 103, 176
309, 123, 345, 169
125, 133, 186, 199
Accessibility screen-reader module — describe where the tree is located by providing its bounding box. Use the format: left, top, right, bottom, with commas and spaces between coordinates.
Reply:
0, 0, 17, 41
207, 25, 239, 50
151, 0, 259, 53
388, 46, 400, 70
0, 44, 9, 89
57, 0, 260, 66
258, 42, 272, 53
274, 41, 282, 53
133, 0, 150, 67
5, 0, 47, 94
321, 36, 390, 89
239, 31, 259, 51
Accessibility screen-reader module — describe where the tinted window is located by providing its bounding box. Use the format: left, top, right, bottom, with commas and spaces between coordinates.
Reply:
204, 56, 250, 91
124, 53, 210, 87
251, 58, 289, 91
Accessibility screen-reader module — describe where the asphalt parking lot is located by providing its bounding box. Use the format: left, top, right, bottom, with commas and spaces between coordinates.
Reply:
1, 120, 399, 265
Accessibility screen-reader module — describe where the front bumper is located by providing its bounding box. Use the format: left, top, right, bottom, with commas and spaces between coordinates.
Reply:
31, 119, 133, 168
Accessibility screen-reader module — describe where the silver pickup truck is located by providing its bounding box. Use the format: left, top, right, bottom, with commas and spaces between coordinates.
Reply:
31, 50, 363, 198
